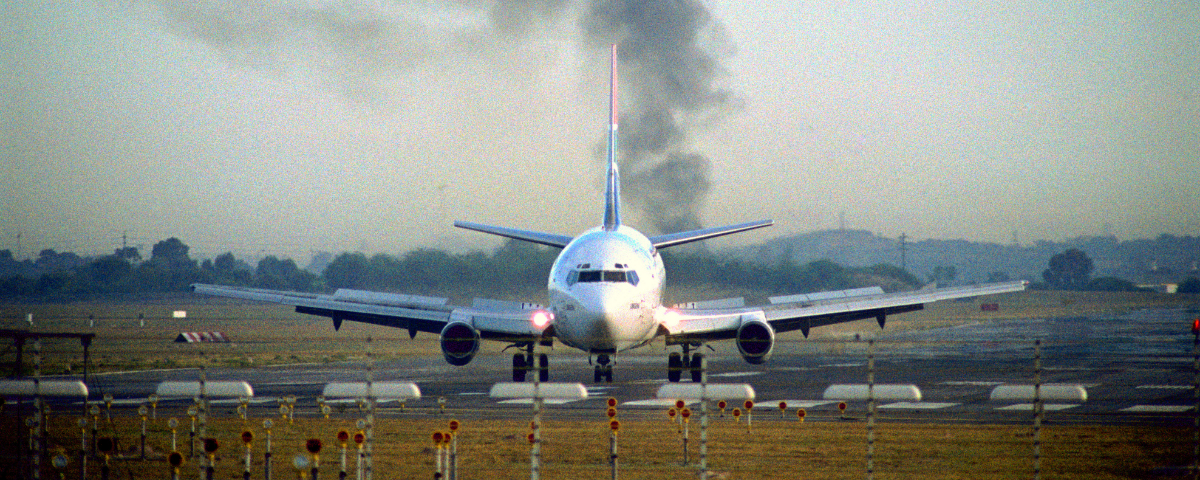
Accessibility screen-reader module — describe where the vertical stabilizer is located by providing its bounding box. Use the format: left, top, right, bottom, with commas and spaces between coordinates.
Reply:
603, 44, 622, 231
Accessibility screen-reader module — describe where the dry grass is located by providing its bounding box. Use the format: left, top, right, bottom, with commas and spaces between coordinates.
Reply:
7, 409, 1190, 480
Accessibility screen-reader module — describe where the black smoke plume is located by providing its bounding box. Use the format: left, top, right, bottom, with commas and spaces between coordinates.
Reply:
149, 0, 736, 234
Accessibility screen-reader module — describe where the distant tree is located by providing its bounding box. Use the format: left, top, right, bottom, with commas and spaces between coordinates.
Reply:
928, 265, 957, 286
141, 238, 201, 291
150, 238, 194, 269
203, 252, 252, 285
1086, 277, 1146, 292
114, 246, 141, 262
255, 256, 316, 291
1042, 248, 1094, 290
323, 252, 370, 289
987, 271, 1011, 282
90, 255, 132, 286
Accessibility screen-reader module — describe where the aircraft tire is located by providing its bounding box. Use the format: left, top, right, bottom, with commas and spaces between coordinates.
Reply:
538, 354, 549, 382
667, 353, 682, 383
690, 353, 704, 382
513, 354, 527, 382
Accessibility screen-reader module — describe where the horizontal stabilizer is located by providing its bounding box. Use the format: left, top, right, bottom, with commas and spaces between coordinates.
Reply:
454, 221, 573, 248
648, 220, 773, 249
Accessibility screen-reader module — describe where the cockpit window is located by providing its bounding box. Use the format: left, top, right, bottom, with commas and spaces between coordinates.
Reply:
568, 269, 638, 286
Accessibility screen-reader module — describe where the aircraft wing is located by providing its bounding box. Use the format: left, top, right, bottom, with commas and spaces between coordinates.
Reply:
661, 280, 1027, 343
190, 284, 548, 342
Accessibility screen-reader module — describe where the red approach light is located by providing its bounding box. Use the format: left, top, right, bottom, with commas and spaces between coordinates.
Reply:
1193, 318, 1199, 335
531, 310, 553, 329
305, 439, 322, 454
336, 430, 350, 443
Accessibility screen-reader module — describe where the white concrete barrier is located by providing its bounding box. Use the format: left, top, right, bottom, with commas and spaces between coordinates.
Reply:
489, 382, 588, 400
322, 382, 421, 400
655, 384, 756, 402
156, 381, 254, 398
822, 384, 923, 402
0, 380, 89, 397
989, 384, 1087, 403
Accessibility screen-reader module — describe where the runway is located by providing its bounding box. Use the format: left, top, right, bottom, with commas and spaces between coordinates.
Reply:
68, 307, 1200, 426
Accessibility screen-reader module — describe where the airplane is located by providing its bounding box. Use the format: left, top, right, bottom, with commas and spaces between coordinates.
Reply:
192, 45, 1026, 383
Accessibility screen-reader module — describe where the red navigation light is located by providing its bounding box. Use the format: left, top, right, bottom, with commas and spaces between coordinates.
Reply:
1192, 318, 1199, 335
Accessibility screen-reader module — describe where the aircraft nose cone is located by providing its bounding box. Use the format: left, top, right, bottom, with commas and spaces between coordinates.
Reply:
573, 291, 630, 345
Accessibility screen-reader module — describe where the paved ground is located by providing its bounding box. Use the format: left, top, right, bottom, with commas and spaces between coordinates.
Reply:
45, 307, 1200, 426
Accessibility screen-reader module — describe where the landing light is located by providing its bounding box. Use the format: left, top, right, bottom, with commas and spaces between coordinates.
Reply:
661, 308, 681, 330
531, 310, 554, 329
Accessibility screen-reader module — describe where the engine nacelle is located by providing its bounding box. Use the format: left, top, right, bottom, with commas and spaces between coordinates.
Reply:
439, 322, 480, 366
735, 318, 775, 365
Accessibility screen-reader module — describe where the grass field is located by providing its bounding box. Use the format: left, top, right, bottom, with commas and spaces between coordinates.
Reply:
8, 406, 1192, 480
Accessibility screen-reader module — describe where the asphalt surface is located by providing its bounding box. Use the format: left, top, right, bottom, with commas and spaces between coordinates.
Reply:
36, 307, 1200, 426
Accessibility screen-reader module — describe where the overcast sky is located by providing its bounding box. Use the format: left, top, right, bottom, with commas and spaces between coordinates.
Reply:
4, 0, 1198, 262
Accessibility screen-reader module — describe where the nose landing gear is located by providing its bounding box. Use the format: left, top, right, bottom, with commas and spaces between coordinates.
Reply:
592, 354, 614, 383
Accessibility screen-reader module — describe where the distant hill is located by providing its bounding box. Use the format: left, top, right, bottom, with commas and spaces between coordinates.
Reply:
738, 230, 1200, 286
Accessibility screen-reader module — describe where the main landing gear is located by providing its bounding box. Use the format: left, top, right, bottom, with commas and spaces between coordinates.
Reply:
593, 354, 614, 383
667, 344, 705, 383
512, 344, 548, 382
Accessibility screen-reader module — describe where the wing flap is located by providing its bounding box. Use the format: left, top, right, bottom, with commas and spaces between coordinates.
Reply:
661, 281, 1027, 342
191, 283, 545, 340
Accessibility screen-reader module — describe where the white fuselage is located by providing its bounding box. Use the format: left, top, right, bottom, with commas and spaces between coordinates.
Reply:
547, 225, 665, 353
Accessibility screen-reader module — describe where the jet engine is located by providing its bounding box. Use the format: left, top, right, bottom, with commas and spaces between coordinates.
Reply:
735, 318, 775, 364
439, 322, 480, 366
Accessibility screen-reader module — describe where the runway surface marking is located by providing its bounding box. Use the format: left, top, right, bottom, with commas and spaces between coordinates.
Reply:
1121, 405, 1193, 413
763, 400, 834, 409
880, 402, 958, 409
995, 403, 1080, 411
498, 398, 584, 405
622, 399, 695, 408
